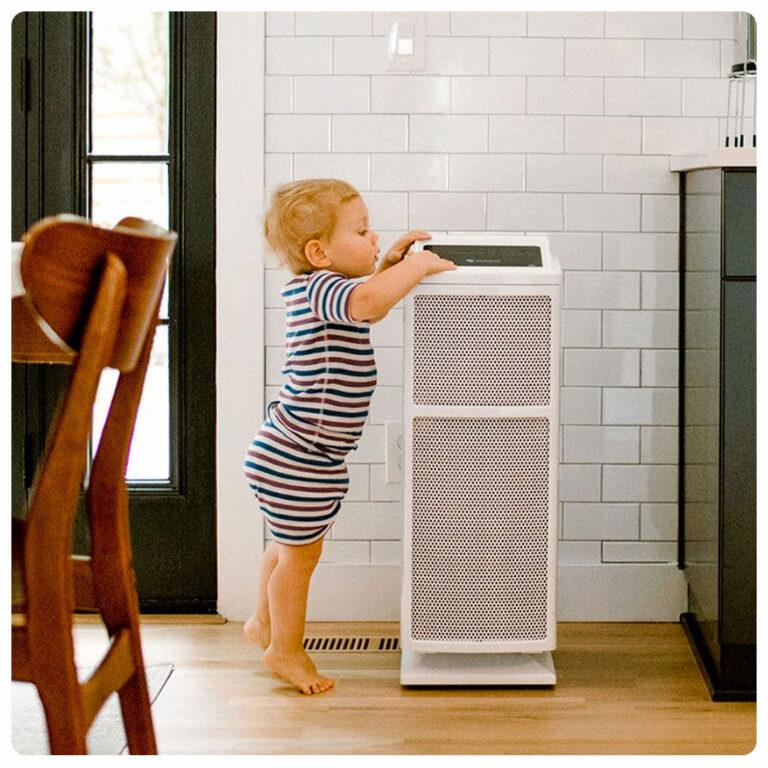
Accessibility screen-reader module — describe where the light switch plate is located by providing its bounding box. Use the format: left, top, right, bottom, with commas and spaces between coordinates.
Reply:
385, 14, 427, 72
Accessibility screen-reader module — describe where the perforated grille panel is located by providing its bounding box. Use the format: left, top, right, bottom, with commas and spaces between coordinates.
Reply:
410, 417, 550, 643
412, 294, 552, 407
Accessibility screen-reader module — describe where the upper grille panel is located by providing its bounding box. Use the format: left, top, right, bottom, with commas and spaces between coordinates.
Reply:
412, 294, 552, 407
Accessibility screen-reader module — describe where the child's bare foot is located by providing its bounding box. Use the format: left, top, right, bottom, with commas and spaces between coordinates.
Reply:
243, 614, 271, 650
263, 647, 335, 695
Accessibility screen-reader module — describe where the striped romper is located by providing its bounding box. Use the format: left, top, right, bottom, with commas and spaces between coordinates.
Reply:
245, 269, 377, 545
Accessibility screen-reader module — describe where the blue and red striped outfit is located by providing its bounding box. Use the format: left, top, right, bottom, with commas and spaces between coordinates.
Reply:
245, 270, 377, 544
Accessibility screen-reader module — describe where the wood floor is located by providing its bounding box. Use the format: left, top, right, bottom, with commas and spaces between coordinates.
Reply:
73, 619, 755, 755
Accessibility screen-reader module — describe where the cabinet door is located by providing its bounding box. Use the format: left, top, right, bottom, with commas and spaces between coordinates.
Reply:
723, 170, 756, 278
720, 280, 756, 644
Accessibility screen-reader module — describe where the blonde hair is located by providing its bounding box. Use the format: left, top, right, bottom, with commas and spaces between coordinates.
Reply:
264, 179, 361, 274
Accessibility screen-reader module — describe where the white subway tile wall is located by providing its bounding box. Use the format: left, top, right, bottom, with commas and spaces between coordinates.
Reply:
261, 12, 740, 568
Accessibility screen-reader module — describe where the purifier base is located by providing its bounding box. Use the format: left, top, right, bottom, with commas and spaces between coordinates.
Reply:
400, 649, 556, 686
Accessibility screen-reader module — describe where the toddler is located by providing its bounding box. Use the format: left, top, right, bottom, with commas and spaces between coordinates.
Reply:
243, 179, 455, 694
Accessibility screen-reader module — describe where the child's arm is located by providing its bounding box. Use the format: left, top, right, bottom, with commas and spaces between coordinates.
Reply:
349, 248, 457, 323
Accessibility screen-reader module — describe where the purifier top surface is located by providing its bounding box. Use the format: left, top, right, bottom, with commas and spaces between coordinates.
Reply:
415, 234, 560, 285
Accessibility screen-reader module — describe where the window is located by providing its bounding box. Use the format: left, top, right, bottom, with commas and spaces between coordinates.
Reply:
88, 12, 172, 482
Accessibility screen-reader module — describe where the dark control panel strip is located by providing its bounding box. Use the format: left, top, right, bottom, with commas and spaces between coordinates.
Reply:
424, 244, 543, 267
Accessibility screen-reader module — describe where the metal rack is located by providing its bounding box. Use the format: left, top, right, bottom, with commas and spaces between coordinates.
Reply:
725, 59, 757, 148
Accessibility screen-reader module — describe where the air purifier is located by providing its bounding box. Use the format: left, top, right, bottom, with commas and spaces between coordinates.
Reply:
400, 233, 561, 686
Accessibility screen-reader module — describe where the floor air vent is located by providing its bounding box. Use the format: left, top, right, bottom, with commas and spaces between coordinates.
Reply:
303, 637, 400, 653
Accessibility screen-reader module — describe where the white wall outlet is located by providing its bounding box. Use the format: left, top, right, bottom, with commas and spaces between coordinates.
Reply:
385, 421, 404, 484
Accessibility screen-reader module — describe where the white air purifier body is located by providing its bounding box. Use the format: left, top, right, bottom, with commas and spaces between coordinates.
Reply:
400, 233, 561, 686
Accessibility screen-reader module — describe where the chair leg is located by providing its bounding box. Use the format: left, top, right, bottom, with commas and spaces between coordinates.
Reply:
87, 533, 158, 754
86, 306, 160, 754
36, 675, 88, 754
117, 665, 158, 754
87, 484, 158, 754
21, 254, 129, 756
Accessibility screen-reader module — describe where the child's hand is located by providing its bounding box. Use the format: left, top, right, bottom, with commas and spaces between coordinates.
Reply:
380, 230, 432, 269
404, 248, 458, 277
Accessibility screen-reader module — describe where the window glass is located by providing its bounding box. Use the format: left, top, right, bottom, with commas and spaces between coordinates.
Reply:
90, 161, 169, 229
92, 326, 170, 481
89, 11, 172, 482
91, 11, 169, 155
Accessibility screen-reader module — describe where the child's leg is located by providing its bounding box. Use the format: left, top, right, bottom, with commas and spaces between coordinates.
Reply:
263, 537, 335, 695
243, 540, 279, 649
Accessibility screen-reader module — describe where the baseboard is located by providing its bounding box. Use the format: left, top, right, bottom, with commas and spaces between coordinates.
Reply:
308, 563, 402, 621
555, 563, 687, 621
306, 563, 688, 622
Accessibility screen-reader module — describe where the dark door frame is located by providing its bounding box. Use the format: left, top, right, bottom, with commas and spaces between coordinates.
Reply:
11, 11, 218, 612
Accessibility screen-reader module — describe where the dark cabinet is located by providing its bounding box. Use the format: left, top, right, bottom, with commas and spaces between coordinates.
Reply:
679, 166, 756, 701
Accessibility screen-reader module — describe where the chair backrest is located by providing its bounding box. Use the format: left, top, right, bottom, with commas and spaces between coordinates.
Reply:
20, 215, 176, 372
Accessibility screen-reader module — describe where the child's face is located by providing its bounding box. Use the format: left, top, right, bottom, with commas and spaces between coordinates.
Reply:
319, 197, 380, 278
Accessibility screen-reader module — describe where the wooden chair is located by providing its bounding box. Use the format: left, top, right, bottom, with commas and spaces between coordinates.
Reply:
11, 214, 176, 754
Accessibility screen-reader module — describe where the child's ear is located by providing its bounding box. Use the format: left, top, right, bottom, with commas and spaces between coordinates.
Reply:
304, 239, 332, 269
